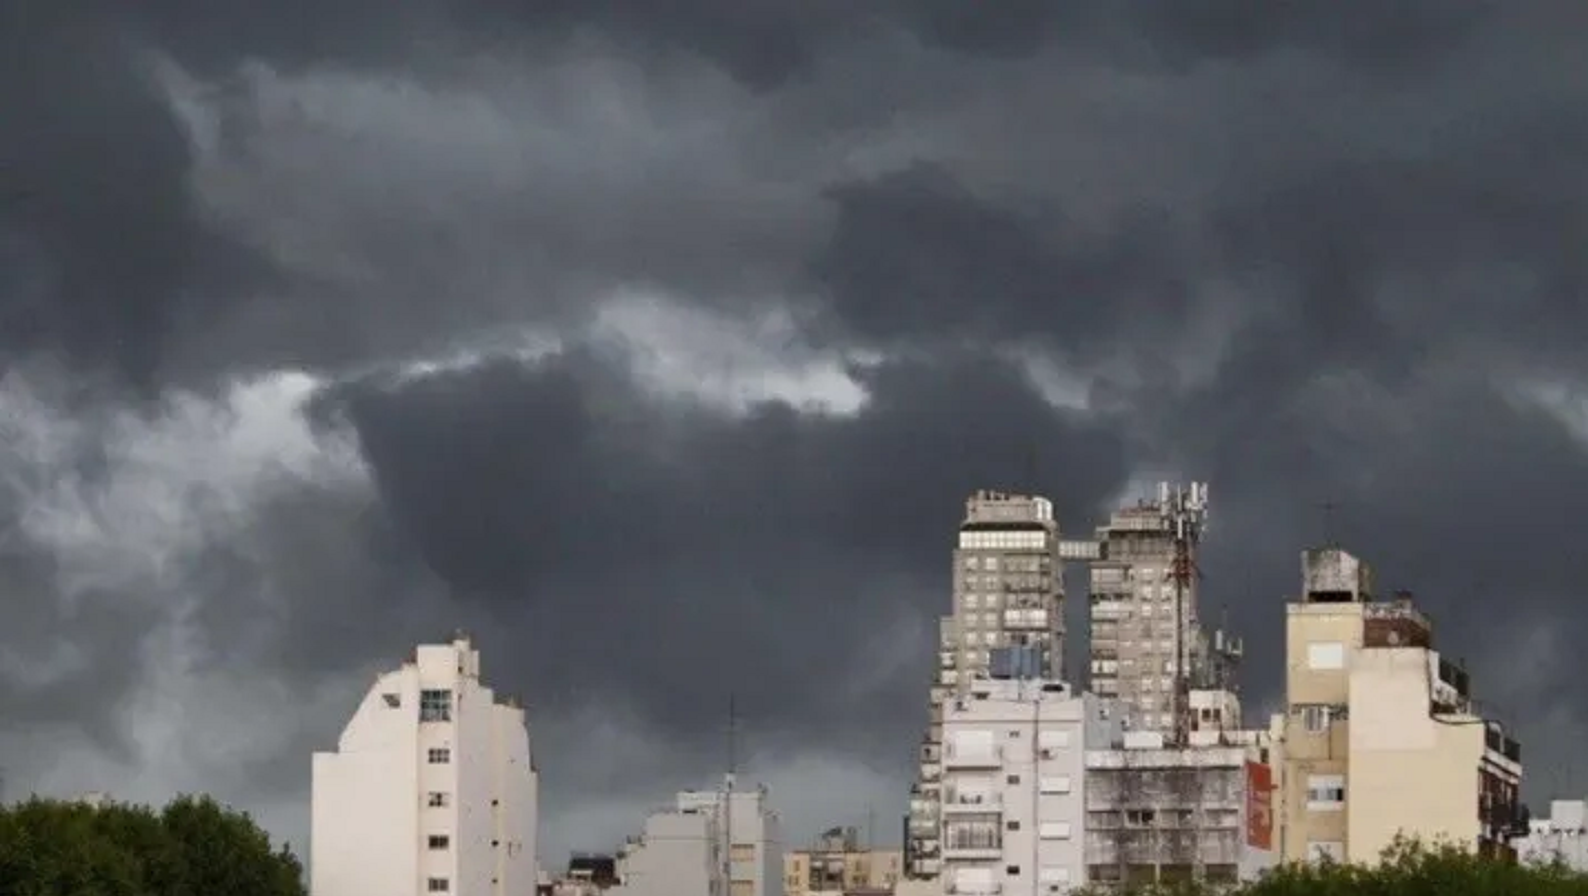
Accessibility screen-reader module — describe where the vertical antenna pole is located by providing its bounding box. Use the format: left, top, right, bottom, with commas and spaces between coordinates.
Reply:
724, 694, 736, 896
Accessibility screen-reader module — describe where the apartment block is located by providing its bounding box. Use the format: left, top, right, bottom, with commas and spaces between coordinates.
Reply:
907, 491, 1065, 881
612, 786, 783, 896
784, 827, 901, 895
938, 676, 1113, 895
312, 635, 539, 896
1280, 547, 1523, 863
1083, 704, 1279, 889
1514, 799, 1588, 869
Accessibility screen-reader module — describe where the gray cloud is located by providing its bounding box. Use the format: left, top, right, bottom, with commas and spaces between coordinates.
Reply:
3, 0, 1588, 868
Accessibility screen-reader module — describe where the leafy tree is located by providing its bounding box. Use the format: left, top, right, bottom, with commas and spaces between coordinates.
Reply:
0, 794, 304, 896
1075, 837, 1588, 896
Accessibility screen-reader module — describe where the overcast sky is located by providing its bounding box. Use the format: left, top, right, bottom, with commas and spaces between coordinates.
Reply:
4, 0, 1588, 867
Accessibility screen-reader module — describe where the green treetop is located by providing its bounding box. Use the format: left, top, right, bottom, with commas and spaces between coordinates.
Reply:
0, 794, 304, 896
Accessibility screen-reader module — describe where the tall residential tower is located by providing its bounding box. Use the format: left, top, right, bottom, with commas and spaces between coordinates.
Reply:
1085, 483, 1243, 740
906, 490, 1065, 880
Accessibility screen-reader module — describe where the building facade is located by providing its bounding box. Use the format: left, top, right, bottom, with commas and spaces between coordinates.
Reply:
783, 827, 901, 895
937, 676, 1112, 895
1085, 484, 1244, 740
1279, 548, 1523, 864
612, 786, 783, 896
1514, 799, 1588, 869
312, 635, 539, 896
907, 491, 1065, 880
1082, 707, 1278, 889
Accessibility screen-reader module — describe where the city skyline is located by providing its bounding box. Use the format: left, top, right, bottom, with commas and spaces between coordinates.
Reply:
3, 0, 1587, 871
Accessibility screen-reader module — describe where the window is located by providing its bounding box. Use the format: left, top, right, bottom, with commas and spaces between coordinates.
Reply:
1040, 865, 1071, 884
1006, 820, 1021, 831
427, 878, 450, 892
1006, 774, 1021, 785
428, 748, 451, 764
426, 792, 449, 808
420, 689, 453, 722
1037, 730, 1070, 749
1038, 821, 1072, 839
428, 835, 450, 850
1005, 865, 1021, 876
381, 693, 401, 708
1039, 775, 1072, 794
1307, 642, 1346, 670
1306, 774, 1345, 811
1301, 705, 1334, 732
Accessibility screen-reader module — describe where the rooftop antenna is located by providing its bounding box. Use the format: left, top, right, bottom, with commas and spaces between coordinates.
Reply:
1319, 499, 1339, 548
722, 694, 737, 894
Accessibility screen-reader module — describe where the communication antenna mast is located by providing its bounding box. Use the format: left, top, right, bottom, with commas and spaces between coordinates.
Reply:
1162, 482, 1208, 746
723, 695, 737, 896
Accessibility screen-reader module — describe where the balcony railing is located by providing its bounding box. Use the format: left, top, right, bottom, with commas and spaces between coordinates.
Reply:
943, 791, 1002, 810
943, 745, 1003, 767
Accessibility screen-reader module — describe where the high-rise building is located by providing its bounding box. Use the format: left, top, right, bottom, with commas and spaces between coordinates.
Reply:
312, 635, 539, 896
1278, 547, 1524, 863
1085, 483, 1242, 740
906, 490, 1064, 880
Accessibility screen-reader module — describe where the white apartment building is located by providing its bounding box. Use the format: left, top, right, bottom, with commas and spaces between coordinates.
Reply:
612, 785, 783, 896
312, 636, 538, 896
939, 677, 1117, 895
1514, 799, 1588, 869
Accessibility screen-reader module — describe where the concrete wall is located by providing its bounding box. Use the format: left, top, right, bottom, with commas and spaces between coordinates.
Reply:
1346, 648, 1484, 862
1515, 800, 1588, 869
940, 680, 1094, 893
610, 810, 719, 896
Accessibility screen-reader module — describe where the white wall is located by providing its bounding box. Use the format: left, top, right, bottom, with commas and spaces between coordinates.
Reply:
312, 669, 423, 896
1515, 800, 1588, 870
941, 680, 1094, 894
609, 809, 720, 896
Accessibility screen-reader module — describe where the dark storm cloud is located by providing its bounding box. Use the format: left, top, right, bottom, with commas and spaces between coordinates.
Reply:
335, 344, 1130, 782
0, 11, 275, 388
811, 162, 1190, 358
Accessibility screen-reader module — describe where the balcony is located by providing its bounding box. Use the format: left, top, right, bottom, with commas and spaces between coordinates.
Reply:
944, 744, 1003, 768
946, 883, 1003, 895
943, 791, 1002, 813
942, 843, 1003, 861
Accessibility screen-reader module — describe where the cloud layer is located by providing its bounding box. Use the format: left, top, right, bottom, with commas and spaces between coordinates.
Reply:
3, 0, 1588, 864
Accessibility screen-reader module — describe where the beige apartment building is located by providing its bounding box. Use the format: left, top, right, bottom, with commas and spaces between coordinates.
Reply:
1280, 547, 1523, 864
784, 827, 900, 895
1086, 483, 1243, 739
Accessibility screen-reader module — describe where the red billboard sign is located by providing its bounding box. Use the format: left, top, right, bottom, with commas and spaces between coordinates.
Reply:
1245, 761, 1274, 851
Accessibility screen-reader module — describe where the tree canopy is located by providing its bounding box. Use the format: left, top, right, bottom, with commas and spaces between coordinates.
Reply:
0, 794, 304, 896
1078, 839, 1588, 896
